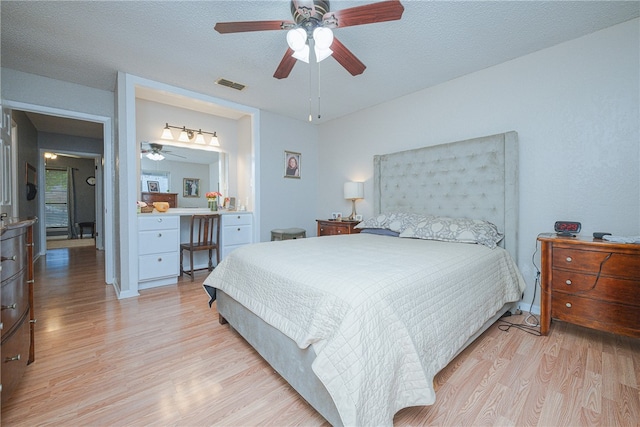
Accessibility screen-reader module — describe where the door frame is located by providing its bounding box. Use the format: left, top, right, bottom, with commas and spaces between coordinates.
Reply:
5, 100, 114, 285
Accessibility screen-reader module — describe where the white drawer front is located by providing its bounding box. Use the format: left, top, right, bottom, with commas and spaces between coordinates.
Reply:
138, 252, 179, 281
223, 225, 252, 246
138, 229, 179, 255
138, 215, 179, 231
222, 213, 252, 227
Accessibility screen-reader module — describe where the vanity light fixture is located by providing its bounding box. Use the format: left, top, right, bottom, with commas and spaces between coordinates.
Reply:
344, 181, 364, 220
161, 123, 220, 147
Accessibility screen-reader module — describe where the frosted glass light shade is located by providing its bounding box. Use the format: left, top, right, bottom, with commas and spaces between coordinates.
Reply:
178, 127, 190, 142
194, 130, 206, 144
161, 124, 173, 140
210, 132, 220, 147
344, 182, 364, 200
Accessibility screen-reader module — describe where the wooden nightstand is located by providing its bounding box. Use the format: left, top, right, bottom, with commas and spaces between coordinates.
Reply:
537, 235, 640, 337
316, 219, 361, 236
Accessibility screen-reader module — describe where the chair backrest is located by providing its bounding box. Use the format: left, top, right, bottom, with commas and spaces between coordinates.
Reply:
188, 214, 220, 247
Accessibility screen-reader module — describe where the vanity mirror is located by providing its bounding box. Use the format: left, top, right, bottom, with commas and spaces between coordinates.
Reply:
140, 143, 227, 208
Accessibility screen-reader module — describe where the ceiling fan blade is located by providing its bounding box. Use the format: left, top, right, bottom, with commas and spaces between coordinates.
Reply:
331, 38, 366, 76
214, 20, 294, 34
166, 152, 187, 159
273, 48, 297, 79
323, 0, 404, 28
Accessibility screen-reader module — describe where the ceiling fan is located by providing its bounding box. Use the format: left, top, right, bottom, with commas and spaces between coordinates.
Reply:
140, 142, 186, 161
214, 0, 404, 79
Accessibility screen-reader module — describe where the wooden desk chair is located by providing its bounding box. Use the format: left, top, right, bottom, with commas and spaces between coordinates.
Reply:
180, 214, 221, 281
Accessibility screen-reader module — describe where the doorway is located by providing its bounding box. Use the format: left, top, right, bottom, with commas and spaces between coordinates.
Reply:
5, 102, 114, 286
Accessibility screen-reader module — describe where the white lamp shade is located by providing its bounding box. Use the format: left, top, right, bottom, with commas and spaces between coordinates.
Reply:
315, 46, 333, 62
160, 126, 173, 140
194, 131, 206, 144
313, 27, 334, 50
292, 44, 310, 63
178, 128, 190, 142
287, 28, 307, 51
210, 133, 220, 147
344, 182, 364, 200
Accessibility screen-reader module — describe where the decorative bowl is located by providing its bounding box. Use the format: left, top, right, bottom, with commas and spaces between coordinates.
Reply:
152, 202, 170, 212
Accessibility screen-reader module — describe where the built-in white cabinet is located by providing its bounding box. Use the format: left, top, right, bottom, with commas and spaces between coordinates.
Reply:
138, 215, 179, 289
220, 213, 253, 259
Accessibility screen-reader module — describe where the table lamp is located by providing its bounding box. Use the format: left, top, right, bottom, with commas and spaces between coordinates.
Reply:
343, 182, 364, 220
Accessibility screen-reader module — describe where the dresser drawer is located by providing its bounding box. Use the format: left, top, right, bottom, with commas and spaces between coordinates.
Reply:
1, 310, 31, 405
223, 225, 252, 246
139, 252, 179, 281
1, 269, 29, 336
551, 293, 640, 336
138, 229, 179, 255
1, 230, 26, 281
223, 213, 252, 227
551, 269, 640, 306
553, 248, 640, 278
138, 215, 179, 231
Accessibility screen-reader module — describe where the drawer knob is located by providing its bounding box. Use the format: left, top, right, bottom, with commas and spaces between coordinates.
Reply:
1, 255, 16, 262
157, 218, 163, 222
237, 228, 240, 231
565, 279, 572, 285
5, 354, 21, 362
158, 233, 162, 237
337, 230, 342, 234
157, 257, 162, 262
566, 302, 572, 308
1, 303, 17, 310
566, 257, 572, 263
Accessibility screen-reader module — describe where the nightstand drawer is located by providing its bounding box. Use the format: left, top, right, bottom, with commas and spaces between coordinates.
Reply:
1, 269, 29, 337
223, 225, 252, 246
553, 248, 640, 277
551, 269, 639, 305
551, 293, 640, 335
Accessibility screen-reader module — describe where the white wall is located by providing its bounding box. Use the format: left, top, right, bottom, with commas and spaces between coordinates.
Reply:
317, 19, 640, 311
259, 110, 318, 241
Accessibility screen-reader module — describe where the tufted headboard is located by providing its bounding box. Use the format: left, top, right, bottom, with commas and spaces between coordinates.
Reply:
373, 131, 519, 261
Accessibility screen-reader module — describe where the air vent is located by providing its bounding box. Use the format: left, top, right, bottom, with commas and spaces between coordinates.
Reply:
215, 78, 246, 91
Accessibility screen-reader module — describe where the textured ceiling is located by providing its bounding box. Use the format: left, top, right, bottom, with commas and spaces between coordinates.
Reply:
2, 1, 639, 130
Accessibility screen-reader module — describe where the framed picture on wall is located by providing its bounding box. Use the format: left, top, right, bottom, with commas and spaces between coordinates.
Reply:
284, 151, 301, 179
183, 178, 200, 197
147, 181, 160, 192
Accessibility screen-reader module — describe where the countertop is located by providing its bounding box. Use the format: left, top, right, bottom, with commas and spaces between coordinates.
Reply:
138, 208, 251, 216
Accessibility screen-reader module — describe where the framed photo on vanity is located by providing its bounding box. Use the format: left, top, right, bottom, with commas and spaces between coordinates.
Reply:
147, 181, 159, 192
284, 151, 301, 178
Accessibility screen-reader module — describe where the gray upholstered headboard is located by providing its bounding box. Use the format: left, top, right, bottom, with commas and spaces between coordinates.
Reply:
373, 131, 519, 261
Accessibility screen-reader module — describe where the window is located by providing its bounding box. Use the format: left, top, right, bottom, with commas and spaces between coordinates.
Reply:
45, 168, 68, 228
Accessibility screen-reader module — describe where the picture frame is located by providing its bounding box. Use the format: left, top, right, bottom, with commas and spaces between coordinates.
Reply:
355, 214, 363, 221
183, 178, 200, 197
147, 181, 160, 192
284, 150, 301, 179
331, 212, 342, 220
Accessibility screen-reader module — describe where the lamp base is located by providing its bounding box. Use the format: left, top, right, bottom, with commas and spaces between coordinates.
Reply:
348, 199, 357, 220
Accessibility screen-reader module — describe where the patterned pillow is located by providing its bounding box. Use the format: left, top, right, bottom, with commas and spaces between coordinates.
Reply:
399, 216, 504, 249
354, 214, 393, 229
355, 212, 429, 232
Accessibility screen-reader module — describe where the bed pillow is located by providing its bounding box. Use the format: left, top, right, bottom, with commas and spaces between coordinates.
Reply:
358, 228, 400, 237
399, 216, 504, 249
355, 212, 429, 233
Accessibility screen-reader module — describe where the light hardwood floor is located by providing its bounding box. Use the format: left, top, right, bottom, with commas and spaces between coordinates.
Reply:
2, 246, 639, 426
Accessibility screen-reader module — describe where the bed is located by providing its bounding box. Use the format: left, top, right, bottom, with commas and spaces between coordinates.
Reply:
203, 131, 525, 426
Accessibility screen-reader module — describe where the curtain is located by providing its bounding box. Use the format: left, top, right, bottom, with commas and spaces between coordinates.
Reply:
67, 166, 78, 239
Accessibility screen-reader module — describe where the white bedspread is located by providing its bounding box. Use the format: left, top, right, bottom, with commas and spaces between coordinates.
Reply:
204, 234, 526, 426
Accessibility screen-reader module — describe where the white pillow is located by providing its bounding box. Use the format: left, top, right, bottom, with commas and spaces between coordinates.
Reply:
399, 216, 504, 249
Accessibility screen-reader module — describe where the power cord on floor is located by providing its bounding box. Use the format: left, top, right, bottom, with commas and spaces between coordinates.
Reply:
497, 236, 544, 336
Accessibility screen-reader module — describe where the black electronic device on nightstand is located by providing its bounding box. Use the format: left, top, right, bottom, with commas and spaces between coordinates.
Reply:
554, 221, 581, 236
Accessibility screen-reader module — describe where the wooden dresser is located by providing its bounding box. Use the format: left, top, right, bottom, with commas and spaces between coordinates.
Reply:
1, 217, 36, 405
538, 235, 640, 337
316, 219, 361, 236
140, 192, 178, 208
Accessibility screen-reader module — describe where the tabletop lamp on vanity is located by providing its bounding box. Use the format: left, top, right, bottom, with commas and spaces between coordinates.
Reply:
344, 182, 364, 220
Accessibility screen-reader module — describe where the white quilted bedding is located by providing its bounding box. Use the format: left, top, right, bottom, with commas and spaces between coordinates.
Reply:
204, 234, 525, 426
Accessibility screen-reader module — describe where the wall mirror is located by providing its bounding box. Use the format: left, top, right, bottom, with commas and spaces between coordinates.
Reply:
140, 143, 227, 208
